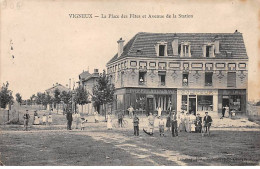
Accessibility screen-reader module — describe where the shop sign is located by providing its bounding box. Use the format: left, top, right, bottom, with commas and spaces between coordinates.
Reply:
178, 89, 217, 95
127, 88, 177, 94
219, 89, 246, 95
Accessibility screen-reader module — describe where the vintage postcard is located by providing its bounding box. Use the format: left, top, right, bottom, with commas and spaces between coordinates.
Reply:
0, 0, 260, 166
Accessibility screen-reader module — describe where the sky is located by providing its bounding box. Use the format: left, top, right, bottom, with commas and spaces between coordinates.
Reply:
0, 0, 259, 100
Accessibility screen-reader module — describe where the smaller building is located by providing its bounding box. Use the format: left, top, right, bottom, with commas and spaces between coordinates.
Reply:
78, 69, 100, 114
45, 83, 70, 97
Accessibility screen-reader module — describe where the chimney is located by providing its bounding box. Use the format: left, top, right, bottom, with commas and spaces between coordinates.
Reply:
117, 37, 125, 57
94, 69, 99, 73
172, 35, 179, 56
214, 35, 220, 54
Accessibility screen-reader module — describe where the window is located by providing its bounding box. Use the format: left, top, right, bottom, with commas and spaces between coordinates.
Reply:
159, 45, 165, 56
227, 72, 236, 87
139, 72, 146, 85
205, 72, 213, 86
181, 95, 188, 111
182, 73, 189, 86
169, 62, 180, 68
160, 75, 166, 86
158, 62, 166, 70
183, 45, 189, 56
229, 95, 241, 111
139, 61, 147, 69
197, 95, 213, 111
149, 62, 156, 67
116, 95, 124, 110
206, 46, 210, 57
130, 61, 137, 67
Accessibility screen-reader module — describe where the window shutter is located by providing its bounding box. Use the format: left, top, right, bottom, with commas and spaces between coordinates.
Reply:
227, 72, 236, 87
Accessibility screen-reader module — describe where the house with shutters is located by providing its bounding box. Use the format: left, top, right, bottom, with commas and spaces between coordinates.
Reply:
106, 31, 248, 116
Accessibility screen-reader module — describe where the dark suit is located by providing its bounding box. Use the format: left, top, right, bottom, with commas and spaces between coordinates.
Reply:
66, 112, 73, 130
203, 115, 212, 133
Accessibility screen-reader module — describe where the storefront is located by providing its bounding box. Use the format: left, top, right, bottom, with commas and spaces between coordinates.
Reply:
177, 89, 218, 115
218, 89, 247, 114
114, 88, 177, 116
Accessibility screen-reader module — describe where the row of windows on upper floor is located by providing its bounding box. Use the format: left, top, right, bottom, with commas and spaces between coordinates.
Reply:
154, 41, 219, 57
107, 61, 247, 73
137, 71, 238, 88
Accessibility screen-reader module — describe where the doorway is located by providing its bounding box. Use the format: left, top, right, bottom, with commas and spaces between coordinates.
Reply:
222, 98, 229, 108
189, 98, 196, 115
147, 98, 154, 115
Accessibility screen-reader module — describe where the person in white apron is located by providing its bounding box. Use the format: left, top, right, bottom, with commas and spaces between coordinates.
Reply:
107, 114, 113, 130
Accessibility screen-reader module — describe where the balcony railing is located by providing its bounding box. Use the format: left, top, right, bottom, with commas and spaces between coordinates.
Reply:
205, 82, 213, 86
161, 82, 165, 86
182, 81, 188, 86
139, 80, 146, 85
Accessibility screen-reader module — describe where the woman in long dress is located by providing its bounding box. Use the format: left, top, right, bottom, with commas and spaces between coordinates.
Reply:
107, 114, 112, 130
185, 113, 191, 133
178, 111, 185, 132
34, 116, 40, 125
224, 105, 230, 118
190, 112, 196, 132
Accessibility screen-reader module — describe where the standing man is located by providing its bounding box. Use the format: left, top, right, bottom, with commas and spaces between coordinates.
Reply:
33, 110, 38, 124
133, 114, 139, 136
23, 110, 30, 131
171, 110, 178, 137
128, 105, 134, 119
66, 106, 73, 130
203, 112, 212, 136
118, 111, 123, 127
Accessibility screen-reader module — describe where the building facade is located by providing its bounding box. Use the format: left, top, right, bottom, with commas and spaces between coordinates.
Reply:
78, 69, 99, 114
106, 32, 248, 116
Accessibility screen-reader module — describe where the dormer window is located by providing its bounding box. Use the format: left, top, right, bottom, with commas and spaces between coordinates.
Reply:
203, 43, 215, 58
155, 41, 167, 56
180, 42, 191, 57
159, 45, 165, 56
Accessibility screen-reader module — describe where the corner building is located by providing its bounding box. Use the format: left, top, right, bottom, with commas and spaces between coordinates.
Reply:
106, 32, 248, 116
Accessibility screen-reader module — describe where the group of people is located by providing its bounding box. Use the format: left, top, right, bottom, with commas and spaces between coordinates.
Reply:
66, 111, 88, 131
136, 110, 212, 137
33, 111, 53, 125
222, 105, 236, 118
22, 110, 53, 131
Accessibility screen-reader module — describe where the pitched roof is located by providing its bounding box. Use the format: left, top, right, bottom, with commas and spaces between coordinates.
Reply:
79, 71, 91, 80
107, 32, 248, 64
45, 83, 69, 93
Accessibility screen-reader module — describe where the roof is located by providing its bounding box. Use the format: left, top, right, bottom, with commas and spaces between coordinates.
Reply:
107, 32, 248, 64
79, 71, 91, 80
45, 83, 70, 93
79, 71, 100, 83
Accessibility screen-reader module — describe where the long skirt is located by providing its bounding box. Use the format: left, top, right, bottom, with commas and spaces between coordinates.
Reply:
107, 119, 112, 129
179, 120, 185, 131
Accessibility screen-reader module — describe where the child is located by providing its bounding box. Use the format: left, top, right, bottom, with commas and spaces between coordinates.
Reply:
42, 114, 47, 125
81, 117, 87, 130
48, 113, 52, 125
158, 116, 165, 137
133, 114, 139, 136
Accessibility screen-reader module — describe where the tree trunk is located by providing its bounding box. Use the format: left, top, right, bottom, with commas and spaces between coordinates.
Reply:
104, 104, 107, 121
82, 104, 84, 114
